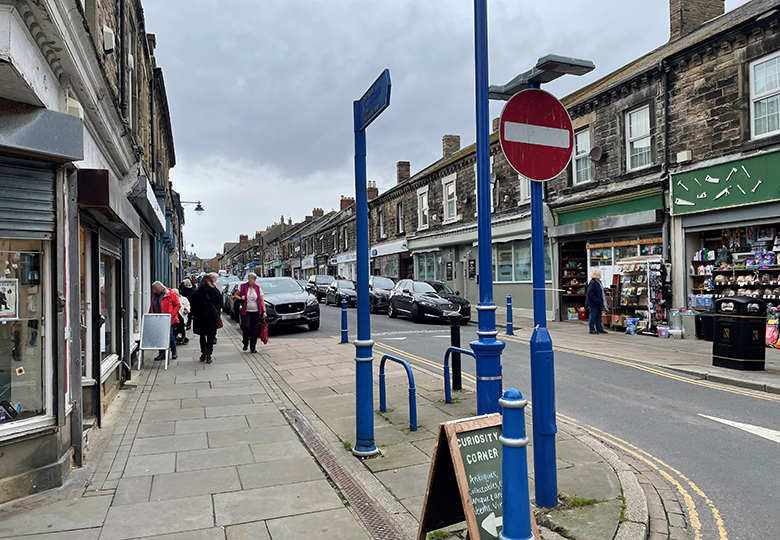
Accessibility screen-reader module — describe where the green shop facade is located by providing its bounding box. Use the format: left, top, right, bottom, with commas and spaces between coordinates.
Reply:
670, 149, 780, 311
548, 188, 667, 321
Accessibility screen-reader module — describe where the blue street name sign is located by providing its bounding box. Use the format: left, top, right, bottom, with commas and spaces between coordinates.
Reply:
356, 69, 391, 132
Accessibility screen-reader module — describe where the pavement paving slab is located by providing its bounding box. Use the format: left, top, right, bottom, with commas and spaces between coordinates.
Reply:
150, 466, 241, 501
224, 521, 271, 540
0, 496, 112, 538
123, 453, 177, 477
237, 455, 323, 490
265, 507, 371, 540
175, 445, 255, 472
100, 495, 214, 540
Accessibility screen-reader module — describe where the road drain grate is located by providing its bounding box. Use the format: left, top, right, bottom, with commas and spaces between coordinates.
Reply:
285, 409, 406, 540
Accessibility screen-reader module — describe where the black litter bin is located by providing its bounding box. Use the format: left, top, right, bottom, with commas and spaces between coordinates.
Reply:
697, 312, 715, 341
713, 296, 766, 371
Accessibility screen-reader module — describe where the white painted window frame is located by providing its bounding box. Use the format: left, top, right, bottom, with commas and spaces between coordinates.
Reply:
396, 202, 404, 234
417, 186, 429, 231
573, 128, 592, 184
625, 105, 652, 171
750, 49, 780, 139
441, 173, 459, 224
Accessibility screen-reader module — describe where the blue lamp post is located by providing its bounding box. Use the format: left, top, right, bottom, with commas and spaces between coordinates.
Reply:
352, 69, 391, 457
487, 53, 595, 509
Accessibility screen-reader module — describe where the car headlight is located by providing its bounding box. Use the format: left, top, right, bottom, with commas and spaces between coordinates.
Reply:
420, 300, 438, 308
306, 297, 318, 306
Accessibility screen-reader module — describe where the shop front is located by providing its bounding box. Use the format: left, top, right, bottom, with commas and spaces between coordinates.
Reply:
407, 212, 553, 318
337, 252, 357, 281
302, 255, 315, 279
670, 150, 780, 314
370, 238, 411, 279
77, 169, 140, 424
549, 189, 667, 322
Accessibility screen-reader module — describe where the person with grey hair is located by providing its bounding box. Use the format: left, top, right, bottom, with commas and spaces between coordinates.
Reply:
149, 281, 181, 360
585, 269, 608, 335
179, 278, 196, 330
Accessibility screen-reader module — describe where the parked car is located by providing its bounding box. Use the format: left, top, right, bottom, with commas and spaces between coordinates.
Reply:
306, 274, 335, 302
368, 276, 396, 313
388, 279, 470, 323
296, 279, 308, 290
325, 280, 358, 306
258, 277, 320, 331
225, 282, 244, 321
425, 280, 471, 324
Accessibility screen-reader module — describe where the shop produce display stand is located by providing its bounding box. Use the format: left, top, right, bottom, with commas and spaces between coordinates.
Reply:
616, 256, 664, 334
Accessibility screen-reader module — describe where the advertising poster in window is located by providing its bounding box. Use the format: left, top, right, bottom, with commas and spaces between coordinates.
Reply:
468, 259, 477, 280
446, 261, 453, 281
0, 278, 18, 320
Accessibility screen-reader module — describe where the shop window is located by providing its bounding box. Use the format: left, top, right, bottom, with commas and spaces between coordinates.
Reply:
513, 241, 531, 282
614, 244, 637, 260
573, 129, 591, 184
751, 51, 780, 138
397, 202, 404, 234
496, 244, 513, 281
590, 247, 614, 267
100, 255, 116, 361
0, 240, 48, 426
626, 105, 652, 170
490, 239, 549, 282
417, 252, 437, 281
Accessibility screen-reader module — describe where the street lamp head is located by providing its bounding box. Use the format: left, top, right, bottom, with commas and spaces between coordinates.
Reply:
488, 54, 595, 100
534, 54, 595, 77
194, 201, 205, 216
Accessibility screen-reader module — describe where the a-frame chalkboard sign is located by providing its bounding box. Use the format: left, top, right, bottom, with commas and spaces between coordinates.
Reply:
416, 414, 538, 540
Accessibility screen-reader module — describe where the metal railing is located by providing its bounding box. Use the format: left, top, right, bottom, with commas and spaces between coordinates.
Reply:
378, 354, 417, 431
443, 346, 477, 403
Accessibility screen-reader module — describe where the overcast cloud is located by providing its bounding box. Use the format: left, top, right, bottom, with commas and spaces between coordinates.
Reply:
142, 0, 749, 259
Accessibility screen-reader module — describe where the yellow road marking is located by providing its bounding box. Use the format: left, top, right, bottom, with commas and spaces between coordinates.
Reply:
502, 335, 780, 403
559, 413, 728, 540
375, 341, 477, 384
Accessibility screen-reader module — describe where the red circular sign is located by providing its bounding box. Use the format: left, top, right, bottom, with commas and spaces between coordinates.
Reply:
499, 89, 574, 182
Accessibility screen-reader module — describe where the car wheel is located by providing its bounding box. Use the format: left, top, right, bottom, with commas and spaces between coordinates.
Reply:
388, 301, 397, 318
411, 303, 420, 323
308, 319, 320, 331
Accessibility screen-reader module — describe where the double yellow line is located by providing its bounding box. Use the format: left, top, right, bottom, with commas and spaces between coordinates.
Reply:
502, 334, 780, 403
375, 341, 477, 385
378, 337, 730, 539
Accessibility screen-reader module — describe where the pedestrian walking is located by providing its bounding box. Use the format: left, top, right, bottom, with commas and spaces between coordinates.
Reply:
190, 273, 223, 364
585, 269, 608, 335
173, 288, 190, 344
179, 278, 195, 330
149, 281, 180, 360
234, 273, 266, 353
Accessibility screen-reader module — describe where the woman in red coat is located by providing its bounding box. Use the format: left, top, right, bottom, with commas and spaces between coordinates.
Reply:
150, 281, 181, 360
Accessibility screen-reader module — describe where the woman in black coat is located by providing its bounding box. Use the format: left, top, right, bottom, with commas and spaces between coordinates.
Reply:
585, 269, 608, 335
190, 275, 223, 363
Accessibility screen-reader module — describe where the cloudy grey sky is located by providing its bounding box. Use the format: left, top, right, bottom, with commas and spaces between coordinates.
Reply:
143, 0, 749, 259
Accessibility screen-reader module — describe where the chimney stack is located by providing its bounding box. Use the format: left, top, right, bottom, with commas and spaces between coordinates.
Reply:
312, 207, 324, 218
239, 234, 249, 246
669, 0, 724, 41
442, 135, 461, 157
397, 161, 411, 184
492, 117, 500, 133
367, 181, 379, 201
340, 196, 355, 210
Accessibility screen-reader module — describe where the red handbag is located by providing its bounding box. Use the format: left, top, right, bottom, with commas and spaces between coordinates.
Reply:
260, 319, 269, 345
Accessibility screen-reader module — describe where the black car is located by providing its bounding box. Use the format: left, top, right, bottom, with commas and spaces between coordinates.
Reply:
325, 280, 358, 306
388, 279, 470, 323
369, 276, 396, 313
425, 280, 471, 324
258, 277, 320, 331
306, 275, 335, 302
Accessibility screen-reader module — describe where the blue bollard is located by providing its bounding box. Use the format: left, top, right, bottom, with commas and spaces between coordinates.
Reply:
499, 388, 534, 540
341, 299, 348, 344
506, 294, 514, 336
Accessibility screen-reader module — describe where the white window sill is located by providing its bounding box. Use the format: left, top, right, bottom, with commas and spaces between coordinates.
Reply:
626, 163, 653, 173
442, 215, 461, 225
0, 415, 56, 442
82, 377, 97, 387
417, 225, 429, 232
100, 354, 121, 384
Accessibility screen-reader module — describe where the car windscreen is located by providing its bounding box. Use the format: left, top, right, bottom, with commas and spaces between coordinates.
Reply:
412, 281, 436, 293
337, 281, 356, 289
315, 276, 335, 284
373, 277, 395, 290
430, 282, 454, 294
258, 280, 303, 294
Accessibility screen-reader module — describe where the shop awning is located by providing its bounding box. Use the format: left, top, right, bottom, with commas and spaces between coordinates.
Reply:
0, 105, 84, 163
548, 209, 664, 238
129, 175, 165, 233
78, 169, 141, 239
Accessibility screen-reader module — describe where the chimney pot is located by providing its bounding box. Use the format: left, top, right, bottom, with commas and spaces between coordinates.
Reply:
397, 161, 411, 184
367, 181, 379, 201
340, 196, 355, 210
669, 0, 724, 41
442, 135, 461, 157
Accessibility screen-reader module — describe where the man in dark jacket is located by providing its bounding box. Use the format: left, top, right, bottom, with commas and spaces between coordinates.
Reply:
150, 281, 181, 360
585, 269, 608, 335
190, 274, 223, 364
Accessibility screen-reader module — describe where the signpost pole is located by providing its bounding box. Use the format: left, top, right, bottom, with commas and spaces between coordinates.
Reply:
471, 0, 505, 416
352, 71, 390, 457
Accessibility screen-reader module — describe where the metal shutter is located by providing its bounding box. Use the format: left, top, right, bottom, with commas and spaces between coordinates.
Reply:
0, 156, 56, 239
99, 230, 122, 259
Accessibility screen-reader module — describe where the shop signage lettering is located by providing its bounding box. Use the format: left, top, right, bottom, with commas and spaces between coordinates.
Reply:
671, 151, 780, 215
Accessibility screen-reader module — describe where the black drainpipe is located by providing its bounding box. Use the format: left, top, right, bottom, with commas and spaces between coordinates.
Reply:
119, 0, 127, 119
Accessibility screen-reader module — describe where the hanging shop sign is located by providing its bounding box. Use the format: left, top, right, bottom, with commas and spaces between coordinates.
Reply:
671, 151, 780, 215
0, 279, 19, 320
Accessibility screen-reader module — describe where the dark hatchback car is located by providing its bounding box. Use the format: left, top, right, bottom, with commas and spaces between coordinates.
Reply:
368, 276, 396, 313
325, 280, 358, 307
306, 275, 335, 302
388, 279, 470, 323
258, 277, 320, 331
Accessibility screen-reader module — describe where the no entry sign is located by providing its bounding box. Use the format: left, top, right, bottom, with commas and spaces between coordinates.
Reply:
499, 89, 573, 182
